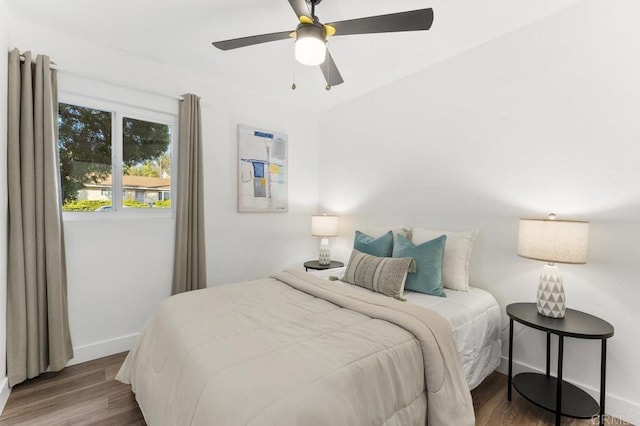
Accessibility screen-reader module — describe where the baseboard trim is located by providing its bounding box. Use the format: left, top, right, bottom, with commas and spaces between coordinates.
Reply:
498, 356, 640, 423
67, 333, 139, 367
0, 376, 10, 415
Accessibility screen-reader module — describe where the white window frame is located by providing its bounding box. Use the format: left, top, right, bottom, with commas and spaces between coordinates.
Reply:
59, 92, 178, 220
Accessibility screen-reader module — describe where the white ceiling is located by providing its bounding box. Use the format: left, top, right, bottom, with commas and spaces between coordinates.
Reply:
6, 0, 582, 111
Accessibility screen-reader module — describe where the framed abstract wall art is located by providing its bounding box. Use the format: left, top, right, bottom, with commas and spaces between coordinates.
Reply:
238, 124, 288, 212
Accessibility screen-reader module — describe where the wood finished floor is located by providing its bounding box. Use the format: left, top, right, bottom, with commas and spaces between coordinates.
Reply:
0, 352, 145, 425
0, 352, 630, 425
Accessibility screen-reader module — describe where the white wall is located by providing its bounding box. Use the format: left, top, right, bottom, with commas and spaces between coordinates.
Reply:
5, 0, 638, 420
8, 18, 320, 365
0, 0, 11, 410
319, 0, 640, 420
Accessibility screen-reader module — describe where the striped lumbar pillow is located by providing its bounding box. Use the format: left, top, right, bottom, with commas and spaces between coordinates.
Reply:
339, 249, 416, 300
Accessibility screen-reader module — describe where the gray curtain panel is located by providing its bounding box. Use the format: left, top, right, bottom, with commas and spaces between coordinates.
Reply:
6, 49, 73, 386
172, 93, 207, 294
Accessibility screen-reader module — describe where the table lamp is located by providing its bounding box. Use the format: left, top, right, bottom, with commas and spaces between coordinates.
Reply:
517, 214, 589, 319
311, 213, 339, 265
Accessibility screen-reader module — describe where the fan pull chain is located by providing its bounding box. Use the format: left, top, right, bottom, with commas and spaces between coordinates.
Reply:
325, 41, 331, 91
291, 49, 297, 90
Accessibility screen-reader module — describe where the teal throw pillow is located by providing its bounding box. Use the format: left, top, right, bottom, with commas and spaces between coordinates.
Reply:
354, 230, 394, 257
393, 234, 447, 297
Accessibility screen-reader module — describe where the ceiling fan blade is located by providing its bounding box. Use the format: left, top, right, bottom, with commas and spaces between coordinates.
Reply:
327, 8, 433, 36
212, 30, 292, 51
288, 0, 311, 20
320, 50, 344, 86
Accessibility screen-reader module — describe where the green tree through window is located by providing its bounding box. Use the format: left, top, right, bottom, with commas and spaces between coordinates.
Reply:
58, 103, 172, 210
123, 117, 171, 176
58, 103, 112, 204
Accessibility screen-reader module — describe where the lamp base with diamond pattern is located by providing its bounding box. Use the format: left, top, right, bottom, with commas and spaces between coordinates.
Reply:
537, 264, 566, 319
318, 238, 331, 266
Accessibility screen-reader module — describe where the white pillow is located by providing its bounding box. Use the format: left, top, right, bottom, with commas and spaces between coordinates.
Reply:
411, 227, 478, 291
360, 225, 411, 244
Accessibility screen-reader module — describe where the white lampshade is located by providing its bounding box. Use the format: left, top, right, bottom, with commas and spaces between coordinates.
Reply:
311, 214, 339, 237
518, 215, 589, 319
295, 37, 326, 66
518, 218, 589, 264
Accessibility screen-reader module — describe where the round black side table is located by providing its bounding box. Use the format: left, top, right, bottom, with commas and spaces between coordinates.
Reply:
303, 260, 344, 271
507, 302, 614, 426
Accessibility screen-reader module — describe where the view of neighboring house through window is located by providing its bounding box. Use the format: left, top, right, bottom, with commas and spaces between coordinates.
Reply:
58, 101, 174, 212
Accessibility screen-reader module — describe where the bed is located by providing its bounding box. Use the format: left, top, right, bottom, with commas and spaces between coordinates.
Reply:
117, 268, 494, 426
310, 267, 502, 390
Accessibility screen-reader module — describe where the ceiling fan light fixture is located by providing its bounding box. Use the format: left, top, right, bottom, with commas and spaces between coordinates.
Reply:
295, 23, 326, 66
212, 1, 435, 88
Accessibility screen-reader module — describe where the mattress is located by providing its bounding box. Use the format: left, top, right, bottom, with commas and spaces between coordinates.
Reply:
310, 267, 502, 390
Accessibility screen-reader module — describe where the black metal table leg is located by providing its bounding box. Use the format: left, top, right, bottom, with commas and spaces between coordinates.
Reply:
556, 336, 564, 426
508, 318, 514, 401
600, 338, 607, 426
546, 332, 551, 376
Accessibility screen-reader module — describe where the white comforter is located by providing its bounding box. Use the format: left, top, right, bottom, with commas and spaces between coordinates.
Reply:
311, 267, 502, 390
117, 270, 475, 426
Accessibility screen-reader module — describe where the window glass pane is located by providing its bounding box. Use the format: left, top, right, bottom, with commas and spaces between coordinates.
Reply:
122, 117, 172, 209
58, 103, 113, 212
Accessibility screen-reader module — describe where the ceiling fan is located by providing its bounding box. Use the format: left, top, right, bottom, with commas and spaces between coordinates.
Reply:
212, 0, 434, 89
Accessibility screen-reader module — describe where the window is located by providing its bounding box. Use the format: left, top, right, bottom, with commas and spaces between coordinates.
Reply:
58, 99, 176, 213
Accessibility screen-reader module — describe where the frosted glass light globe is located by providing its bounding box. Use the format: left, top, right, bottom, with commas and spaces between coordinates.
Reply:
295, 37, 326, 66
